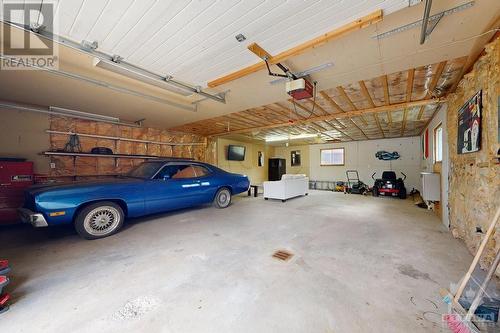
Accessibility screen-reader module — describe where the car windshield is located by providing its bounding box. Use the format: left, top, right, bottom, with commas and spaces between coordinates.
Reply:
126, 162, 164, 179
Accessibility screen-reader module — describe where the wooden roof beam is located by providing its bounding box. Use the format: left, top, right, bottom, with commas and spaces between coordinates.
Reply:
348, 118, 369, 139
382, 75, 390, 105
307, 100, 329, 116
207, 10, 383, 87
401, 108, 408, 136
209, 98, 445, 136
426, 61, 447, 98
262, 106, 292, 122
324, 120, 354, 141
274, 102, 306, 120
406, 68, 415, 102
337, 86, 358, 111
359, 80, 375, 108
288, 99, 321, 117
417, 105, 426, 120
373, 114, 385, 138
319, 91, 344, 113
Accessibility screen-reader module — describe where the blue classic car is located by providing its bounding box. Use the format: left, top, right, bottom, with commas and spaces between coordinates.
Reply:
19, 160, 250, 239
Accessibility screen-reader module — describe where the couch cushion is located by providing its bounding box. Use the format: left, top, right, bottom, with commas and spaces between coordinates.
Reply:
281, 174, 306, 180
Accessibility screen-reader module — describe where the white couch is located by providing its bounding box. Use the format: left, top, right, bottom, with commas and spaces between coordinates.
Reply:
263, 174, 309, 202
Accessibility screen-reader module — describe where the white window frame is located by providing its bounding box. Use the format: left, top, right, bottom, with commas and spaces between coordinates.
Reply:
434, 123, 443, 163
320, 148, 345, 166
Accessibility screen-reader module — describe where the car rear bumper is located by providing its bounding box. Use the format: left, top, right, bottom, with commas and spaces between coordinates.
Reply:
17, 208, 48, 227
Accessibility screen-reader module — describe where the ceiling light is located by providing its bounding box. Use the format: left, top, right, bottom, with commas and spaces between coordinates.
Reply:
93, 58, 193, 97
235, 34, 246, 42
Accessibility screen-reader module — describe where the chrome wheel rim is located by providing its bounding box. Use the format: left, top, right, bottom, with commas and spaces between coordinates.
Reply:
83, 206, 121, 236
218, 189, 231, 207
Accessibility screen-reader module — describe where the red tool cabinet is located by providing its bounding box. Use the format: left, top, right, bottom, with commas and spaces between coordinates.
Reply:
0, 161, 34, 225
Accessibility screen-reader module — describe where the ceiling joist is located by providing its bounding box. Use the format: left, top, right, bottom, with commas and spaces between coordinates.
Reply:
208, 98, 445, 136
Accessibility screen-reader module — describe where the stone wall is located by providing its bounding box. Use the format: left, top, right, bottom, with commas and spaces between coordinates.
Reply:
447, 38, 500, 274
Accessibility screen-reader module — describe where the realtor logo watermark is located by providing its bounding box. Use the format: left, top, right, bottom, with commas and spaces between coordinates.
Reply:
1, 1, 58, 70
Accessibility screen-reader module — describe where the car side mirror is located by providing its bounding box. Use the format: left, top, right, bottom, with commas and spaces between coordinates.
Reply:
163, 175, 171, 181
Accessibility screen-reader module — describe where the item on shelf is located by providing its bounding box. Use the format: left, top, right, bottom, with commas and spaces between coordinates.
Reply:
63, 134, 82, 153
90, 147, 113, 155
0, 157, 26, 162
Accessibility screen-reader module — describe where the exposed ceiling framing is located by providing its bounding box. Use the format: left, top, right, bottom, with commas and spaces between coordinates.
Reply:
173, 56, 467, 143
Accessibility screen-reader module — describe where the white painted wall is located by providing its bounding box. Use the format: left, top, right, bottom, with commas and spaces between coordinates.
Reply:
421, 104, 449, 227
309, 137, 422, 192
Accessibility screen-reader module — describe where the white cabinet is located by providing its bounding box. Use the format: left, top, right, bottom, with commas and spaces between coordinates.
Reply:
420, 172, 440, 201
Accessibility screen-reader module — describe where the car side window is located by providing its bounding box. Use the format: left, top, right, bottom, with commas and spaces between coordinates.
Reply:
155, 164, 189, 180
155, 164, 211, 180
191, 165, 210, 177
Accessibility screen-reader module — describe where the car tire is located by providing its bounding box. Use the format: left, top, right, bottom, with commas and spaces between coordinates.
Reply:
75, 201, 124, 240
213, 188, 231, 209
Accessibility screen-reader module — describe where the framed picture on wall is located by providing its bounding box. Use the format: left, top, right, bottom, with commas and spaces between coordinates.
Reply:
258, 151, 264, 167
457, 90, 482, 154
291, 150, 301, 166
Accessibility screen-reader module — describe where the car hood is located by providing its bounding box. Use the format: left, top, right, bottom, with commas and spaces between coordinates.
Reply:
27, 177, 145, 196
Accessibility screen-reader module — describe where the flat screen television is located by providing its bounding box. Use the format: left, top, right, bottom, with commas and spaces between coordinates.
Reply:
227, 145, 245, 161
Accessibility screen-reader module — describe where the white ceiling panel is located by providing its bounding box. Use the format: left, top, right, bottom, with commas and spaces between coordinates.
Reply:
141, 0, 248, 69
154, 0, 285, 73
126, 0, 217, 64
111, 0, 190, 59
16, 0, 414, 86
84, 0, 135, 43
67, 0, 109, 42
99, 0, 157, 51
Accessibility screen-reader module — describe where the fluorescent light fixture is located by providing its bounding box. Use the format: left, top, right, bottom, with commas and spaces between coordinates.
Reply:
93, 58, 192, 97
49, 106, 120, 122
265, 133, 318, 142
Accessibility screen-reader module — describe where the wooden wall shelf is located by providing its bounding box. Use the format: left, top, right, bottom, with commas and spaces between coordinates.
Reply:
43, 151, 159, 159
46, 130, 206, 146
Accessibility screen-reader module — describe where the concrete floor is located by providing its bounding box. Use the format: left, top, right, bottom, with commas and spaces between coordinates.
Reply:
0, 191, 473, 333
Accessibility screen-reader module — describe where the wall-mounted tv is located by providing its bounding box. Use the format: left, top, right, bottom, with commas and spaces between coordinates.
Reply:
227, 145, 245, 161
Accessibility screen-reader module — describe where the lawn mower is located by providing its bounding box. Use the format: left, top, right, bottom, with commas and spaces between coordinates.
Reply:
345, 170, 370, 195
372, 171, 407, 199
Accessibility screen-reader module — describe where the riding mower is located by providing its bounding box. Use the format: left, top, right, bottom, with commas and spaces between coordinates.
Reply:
372, 171, 407, 199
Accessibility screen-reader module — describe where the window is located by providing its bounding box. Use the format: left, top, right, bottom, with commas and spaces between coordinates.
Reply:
320, 148, 344, 166
127, 161, 165, 179
434, 124, 443, 163
191, 165, 210, 177
155, 164, 210, 180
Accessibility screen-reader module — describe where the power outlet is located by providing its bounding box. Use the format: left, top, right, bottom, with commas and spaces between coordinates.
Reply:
50, 163, 56, 169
